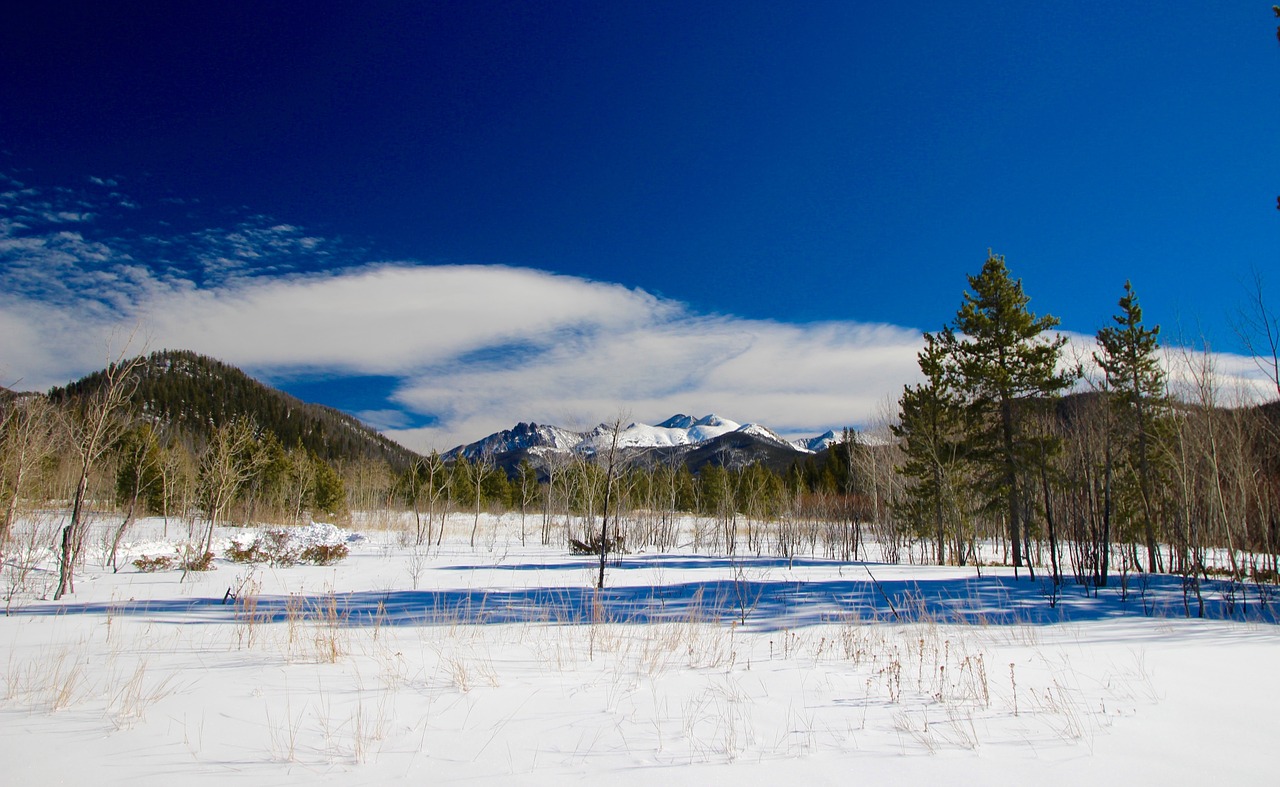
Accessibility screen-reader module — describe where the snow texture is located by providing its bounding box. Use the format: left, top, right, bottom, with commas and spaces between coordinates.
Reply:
2, 513, 1276, 784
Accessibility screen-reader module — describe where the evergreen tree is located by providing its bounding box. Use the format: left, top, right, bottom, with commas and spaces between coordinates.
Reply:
450, 456, 474, 508
673, 463, 698, 512
482, 465, 512, 509
736, 462, 784, 519
951, 253, 1075, 569
1095, 280, 1166, 572
893, 329, 968, 565
310, 454, 345, 516
697, 464, 731, 516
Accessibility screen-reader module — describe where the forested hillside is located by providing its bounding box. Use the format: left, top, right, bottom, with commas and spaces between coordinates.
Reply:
47, 350, 418, 469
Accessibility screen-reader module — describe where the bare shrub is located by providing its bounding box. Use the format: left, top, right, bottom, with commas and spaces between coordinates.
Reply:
179, 548, 216, 572
132, 554, 176, 573
3, 512, 59, 609
300, 543, 349, 566
224, 525, 351, 566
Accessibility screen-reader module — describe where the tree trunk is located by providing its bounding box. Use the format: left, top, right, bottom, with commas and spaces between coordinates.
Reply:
1040, 461, 1060, 585
1000, 395, 1022, 568
1099, 436, 1112, 587
55, 469, 91, 600
108, 496, 138, 572
932, 460, 946, 565
1134, 395, 1161, 573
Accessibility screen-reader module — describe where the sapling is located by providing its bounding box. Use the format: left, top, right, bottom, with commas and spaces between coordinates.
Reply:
1009, 662, 1019, 716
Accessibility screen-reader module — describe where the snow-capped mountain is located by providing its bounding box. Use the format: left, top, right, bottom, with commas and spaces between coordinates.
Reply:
576, 413, 743, 452
445, 421, 586, 460
735, 423, 795, 447
792, 430, 839, 453
446, 414, 838, 462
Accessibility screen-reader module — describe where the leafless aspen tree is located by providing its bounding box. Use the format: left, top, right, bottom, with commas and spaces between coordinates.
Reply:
55, 349, 144, 600
467, 450, 497, 548
1, 396, 61, 553
595, 413, 627, 589
197, 416, 269, 556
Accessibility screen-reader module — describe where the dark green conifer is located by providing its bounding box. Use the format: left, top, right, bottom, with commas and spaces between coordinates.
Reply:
1095, 280, 1166, 572
893, 329, 967, 564
951, 253, 1076, 569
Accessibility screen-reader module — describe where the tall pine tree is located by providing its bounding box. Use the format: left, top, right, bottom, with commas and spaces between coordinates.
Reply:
1094, 280, 1166, 572
952, 253, 1075, 569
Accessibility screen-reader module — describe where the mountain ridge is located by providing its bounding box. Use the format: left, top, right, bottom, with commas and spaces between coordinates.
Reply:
445, 413, 841, 474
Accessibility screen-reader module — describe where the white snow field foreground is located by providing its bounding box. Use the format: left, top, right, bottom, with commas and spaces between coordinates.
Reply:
2, 513, 1278, 785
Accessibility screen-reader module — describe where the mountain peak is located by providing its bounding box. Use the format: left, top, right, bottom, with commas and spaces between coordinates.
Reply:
736, 423, 789, 446
656, 414, 697, 429
793, 430, 839, 453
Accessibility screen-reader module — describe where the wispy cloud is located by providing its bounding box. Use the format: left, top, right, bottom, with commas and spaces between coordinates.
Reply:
2, 176, 1274, 452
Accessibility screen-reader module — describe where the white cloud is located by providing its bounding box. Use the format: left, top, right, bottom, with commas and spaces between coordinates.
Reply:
133, 264, 676, 374
352, 409, 419, 432
1061, 329, 1278, 406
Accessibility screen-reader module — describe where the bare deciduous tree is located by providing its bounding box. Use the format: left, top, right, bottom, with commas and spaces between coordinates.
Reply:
283, 444, 318, 525
404, 451, 447, 547
55, 349, 145, 600
197, 416, 269, 556
595, 413, 628, 589
1, 395, 61, 553
1232, 270, 1280, 400
516, 459, 538, 547
541, 449, 572, 546
466, 450, 497, 548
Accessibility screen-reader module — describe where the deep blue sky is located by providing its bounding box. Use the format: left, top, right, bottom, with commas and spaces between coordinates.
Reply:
2, 3, 1277, 447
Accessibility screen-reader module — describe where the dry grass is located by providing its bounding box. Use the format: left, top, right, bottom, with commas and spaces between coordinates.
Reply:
233, 576, 266, 649
312, 589, 348, 664
107, 659, 177, 729
4, 646, 90, 712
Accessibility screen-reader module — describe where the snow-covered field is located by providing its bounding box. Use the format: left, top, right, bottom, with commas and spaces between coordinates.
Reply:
2, 513, 1277, 784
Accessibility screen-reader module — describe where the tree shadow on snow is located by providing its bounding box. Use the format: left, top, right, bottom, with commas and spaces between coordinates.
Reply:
15, 561, 1280, 631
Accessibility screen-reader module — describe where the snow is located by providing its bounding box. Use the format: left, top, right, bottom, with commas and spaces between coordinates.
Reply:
792, 430, 839, 453
686, 413, 739, 442
570, 414, 743, 452
735, 423, 791, 446
3, 513, 1276, 784
657, 414, 698, 429
226, 521, 358, 552
450, 422, 587, 460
